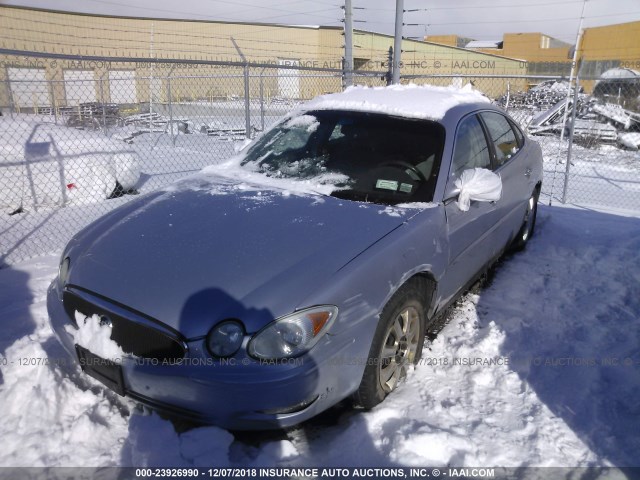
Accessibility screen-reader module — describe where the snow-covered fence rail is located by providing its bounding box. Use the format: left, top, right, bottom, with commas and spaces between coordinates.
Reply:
1, 54, 639, 265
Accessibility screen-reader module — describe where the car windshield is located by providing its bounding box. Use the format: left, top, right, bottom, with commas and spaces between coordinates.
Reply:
241, 110, 445, 205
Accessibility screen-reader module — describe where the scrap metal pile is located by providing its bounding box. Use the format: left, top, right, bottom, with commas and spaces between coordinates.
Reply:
501, 80, 640, 149
501, 80, 576, 110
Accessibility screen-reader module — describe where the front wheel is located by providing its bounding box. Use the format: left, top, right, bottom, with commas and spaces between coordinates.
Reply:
353, 282, 427, 410
512, 189, 539, 251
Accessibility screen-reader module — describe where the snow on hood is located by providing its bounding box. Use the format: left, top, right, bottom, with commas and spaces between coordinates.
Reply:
290, 83, 490, 121
67, 175, 428, 337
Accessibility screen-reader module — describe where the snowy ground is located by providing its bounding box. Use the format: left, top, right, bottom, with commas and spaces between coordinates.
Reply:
537, 137, 640, 214
1, 204, 639, 469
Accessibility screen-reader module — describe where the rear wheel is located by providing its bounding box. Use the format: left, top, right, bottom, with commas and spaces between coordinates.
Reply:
353, 282, 427, 409
512, 189, 539, 250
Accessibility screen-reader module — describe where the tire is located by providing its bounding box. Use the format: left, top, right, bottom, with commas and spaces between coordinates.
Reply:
512, 189, 539, 251
353, 281, 427, 410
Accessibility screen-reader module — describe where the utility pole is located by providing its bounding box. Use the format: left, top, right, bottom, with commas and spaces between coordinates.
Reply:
560, 0, 587, 141
344, 0, 354, 87
392, 0, 404, 84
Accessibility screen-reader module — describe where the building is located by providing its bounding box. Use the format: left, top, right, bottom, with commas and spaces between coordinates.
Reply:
420, 35, 474, 49
427, 21, 640, 84
428, 32, 571, 76
580, 21, 640, 78
0, 5, 527, 112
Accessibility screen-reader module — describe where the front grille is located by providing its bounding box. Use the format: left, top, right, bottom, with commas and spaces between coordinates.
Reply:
63, 290, 186, 361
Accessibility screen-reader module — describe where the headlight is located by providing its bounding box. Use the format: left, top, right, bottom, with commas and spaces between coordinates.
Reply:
206, 320, 245, 357
58, 257, 70, 289
248, 306, 338, 360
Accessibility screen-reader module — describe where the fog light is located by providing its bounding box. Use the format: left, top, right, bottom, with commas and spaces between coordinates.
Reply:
206, 320, 244, 358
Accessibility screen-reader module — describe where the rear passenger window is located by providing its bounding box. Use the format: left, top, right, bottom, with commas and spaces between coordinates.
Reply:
509, 119, 525, 148
480, 112, 520, 168
451, 115, 491, 178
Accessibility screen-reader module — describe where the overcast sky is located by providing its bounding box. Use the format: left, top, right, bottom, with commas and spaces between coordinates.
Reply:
2, 0, 639, 44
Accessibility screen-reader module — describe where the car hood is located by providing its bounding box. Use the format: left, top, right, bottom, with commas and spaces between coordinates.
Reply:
67, 176, 416, 338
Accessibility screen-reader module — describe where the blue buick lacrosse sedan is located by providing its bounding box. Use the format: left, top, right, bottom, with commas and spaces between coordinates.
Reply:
48, 85, 543, 429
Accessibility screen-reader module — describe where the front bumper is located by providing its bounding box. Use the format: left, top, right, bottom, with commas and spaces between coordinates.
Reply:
47, 282, 363, 430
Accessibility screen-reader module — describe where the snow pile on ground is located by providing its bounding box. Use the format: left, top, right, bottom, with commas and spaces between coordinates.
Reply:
535, 135, 640, 214
0, 205, 638, 468
0, 257, 129, 466
618, 132, 640, 150
0, 116, 140, 212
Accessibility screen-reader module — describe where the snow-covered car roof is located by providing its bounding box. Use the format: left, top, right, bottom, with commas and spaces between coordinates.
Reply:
294, 84, 491, 121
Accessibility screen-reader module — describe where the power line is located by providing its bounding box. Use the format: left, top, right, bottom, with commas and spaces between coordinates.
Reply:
80, 0, 340, 24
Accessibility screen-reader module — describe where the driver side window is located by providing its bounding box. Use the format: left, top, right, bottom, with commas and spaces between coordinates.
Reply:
451, 115, 491, 178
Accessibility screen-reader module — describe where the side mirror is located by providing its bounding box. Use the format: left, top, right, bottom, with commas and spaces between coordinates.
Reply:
454, 168, 502, 211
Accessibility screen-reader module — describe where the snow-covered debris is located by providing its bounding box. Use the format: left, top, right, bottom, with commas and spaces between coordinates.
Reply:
591, 103, 639, 130
199, 120, 256, 139
618, 132, 640, 150
500, 80, 577, 110
526, 98, 637, 143
0, 116, 140, 213
294, 84, 490, 121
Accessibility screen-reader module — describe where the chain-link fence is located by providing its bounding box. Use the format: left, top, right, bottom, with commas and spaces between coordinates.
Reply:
1, 54, 639, 265
406, 73, 640, 214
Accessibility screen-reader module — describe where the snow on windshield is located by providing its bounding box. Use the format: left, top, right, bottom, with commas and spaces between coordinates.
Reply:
177, 156, 350, 199
284, 114, 320, 133
172, 86, 463, 208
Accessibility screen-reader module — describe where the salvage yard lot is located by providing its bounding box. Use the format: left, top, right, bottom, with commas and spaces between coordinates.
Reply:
1, 87, 640, 470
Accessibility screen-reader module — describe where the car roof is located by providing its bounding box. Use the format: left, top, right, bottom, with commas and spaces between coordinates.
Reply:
295, 84, 492, 122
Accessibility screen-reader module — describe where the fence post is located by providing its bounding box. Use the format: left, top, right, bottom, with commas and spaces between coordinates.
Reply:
99, 72, 108, 136
48, 80, 58, 125
231, 37, 252, 140
259, 67, 266, 133
561, 71, 582, 204
167, 74, 175, 146
504, 82, 511, 112
5, 78, 16, 119
243, 65, 251, 140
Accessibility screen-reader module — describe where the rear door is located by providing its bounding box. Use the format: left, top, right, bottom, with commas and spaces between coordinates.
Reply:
478, 111, 532, 250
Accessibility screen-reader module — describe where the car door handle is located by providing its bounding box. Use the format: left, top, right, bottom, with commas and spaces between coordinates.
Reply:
524, 167, 532, 178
